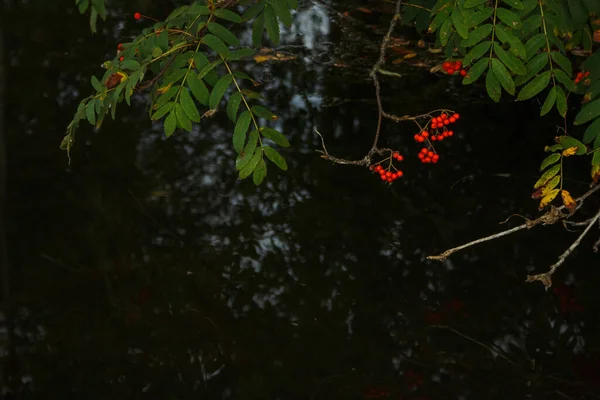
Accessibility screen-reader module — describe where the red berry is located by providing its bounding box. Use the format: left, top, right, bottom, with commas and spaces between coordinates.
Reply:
448, 130, 454, 137
441, 113, 448, 120
397, 155, 403, 161
437, 135, 444, 141
134, 12, 142, 20
417, 136, 425, 143
427, 151, 434, 157
117, 43, 125, 51
443, 61, 452, 69
449, 116, 456, 123
119, 56, 124, 62
453, 113, 460, 120
575, 77, 581, 84
421, 131, 429, 138
443, 119, 450, 125
397, 170, 403, 177
424, 157, 431, 163
460, 69, 467, 77
420, 148, 428, 154
380, 174, 387, 181
418, 152, 425, 159
431, 135, 437, 141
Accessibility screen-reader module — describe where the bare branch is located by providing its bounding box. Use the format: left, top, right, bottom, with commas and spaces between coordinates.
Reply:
526, 205, 600, 289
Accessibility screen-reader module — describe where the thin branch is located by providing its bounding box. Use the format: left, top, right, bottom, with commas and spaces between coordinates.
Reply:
427, 183, 600, 263
526, 205, 600, 289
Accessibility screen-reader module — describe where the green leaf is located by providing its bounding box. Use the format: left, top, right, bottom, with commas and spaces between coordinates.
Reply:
156, 86, 179, 108
463, 40, 492, 65
233, 111, 252, 153
236, 130, 259, 170
496, 8, 522, 29
439, 18, 452, 46
85, 101, 96, 125
534, 164, 560, 188
524, 33, 546, 61
227, 92, 243, 122
151, 101, 175, 120
555, 86, 567, 117
187, 73, 209, 105
486, 67, 502, 102
91, 75, 103, 92
197, 60, 223, 79
451, 7, 468, 39
550, 52, 572, 76
553, 69, 577, 92
214, 8, 243, 23
501, 0, 524, 10
583, 118, 600, 144
264, 5, 280, 44
239, 149, 262, 179
430, 8, 451, 32
164, 110, 177, 137
517, 70, 551, 100
272, 0, 293, 26
594, 134, 600, 150
175, 103, 192, 132
243, 0, 265, 21
253, 159, 267, 185
252, 14, 265, 47
593, 149, 600, 166
209, 74, 233, 109
263, 146, 288, 170
286, 0, 298, 8
462, 24, 493, 47
540, 86, 557, 116
540, 153, 560, 171
495, 25, 526, 59
558, 136, 586, 155
515, 53, 548, 86
251, 105, 277, 120
260, 127, 290, 147
203, 34, 230, 58
462, 58, 489, 84
575, 98, 600, 125
494, 45, 526, 75
207, 22, 240, 46
121, 60, 140, 70
491, 58, 515, 95
179, 89, 200, 123
467, 7, 494, 28
463, 0, 487, 8
228, 48, 255, 61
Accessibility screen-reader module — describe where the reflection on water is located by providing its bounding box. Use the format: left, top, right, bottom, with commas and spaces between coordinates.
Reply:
3, 0, 600, 398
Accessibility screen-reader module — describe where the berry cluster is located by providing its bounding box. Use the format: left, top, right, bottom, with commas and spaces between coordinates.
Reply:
574, 70, 590, 84
369, 152, 404, 183
418, 148, 439, 163
443, 60, 467, 77
117, 43, 125, 62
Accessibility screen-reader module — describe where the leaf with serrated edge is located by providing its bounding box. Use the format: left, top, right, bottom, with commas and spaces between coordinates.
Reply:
463, 58, 488, 84
187, 73, 209, 105
491, 58, 515, 95
233, 111, 251, 153
207, 22, 240, 46
575, 98, 600, 125
179, 89, 200, 122
239, 149, 262, 179
263, 146, 288, 170
583, 117, 600, 144
539, 188, 559, 209
175, 103, 192, 132
486, 68, 502, 102
209, 74, 233, 110
253, 159, 267, 185
464, 41, 491, 66
236, 130, 259, 171
152, 101, 175, 120
260, 127, 290, 147
540, 153, 560, 171
517, 70, 551, 100
534, 164, 560, 188
462, 24, 492, 47
164, 110, 177, 137
540, 87, 556, 116
227, 92, 243, 122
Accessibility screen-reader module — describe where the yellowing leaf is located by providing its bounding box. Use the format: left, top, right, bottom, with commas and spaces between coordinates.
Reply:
542, 175, 560, 196
561, 190, 576, 214
562, 146, 577, 156
156, 83, 173, 94
592, 164, 600, 184
539, 188, 560, 209
534, 164, 560, 188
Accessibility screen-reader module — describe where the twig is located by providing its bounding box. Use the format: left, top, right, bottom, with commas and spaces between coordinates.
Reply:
526, 205, 600, 289
428, 184, 600, 262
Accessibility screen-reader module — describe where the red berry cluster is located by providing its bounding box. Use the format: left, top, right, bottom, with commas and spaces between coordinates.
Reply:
418, 147, 439, 163
443, 60, 467, 77
574, 70, 590, 84
134, 12, 142, 20
117, 43, 125, 62
370, 152, 404, 183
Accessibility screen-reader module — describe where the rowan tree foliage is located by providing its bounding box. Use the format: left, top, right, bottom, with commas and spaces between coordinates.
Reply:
66, 0, 600, 212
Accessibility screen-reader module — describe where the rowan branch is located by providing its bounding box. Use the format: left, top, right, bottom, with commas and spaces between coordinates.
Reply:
427, 183, 600, 288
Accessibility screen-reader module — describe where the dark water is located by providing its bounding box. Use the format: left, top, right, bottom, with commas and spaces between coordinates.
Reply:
3, 0, 600, 398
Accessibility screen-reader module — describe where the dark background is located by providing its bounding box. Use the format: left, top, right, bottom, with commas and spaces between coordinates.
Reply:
1, 0, 600, 398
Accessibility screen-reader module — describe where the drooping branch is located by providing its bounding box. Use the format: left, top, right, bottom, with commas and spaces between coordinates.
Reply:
427, 183, 600, 289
